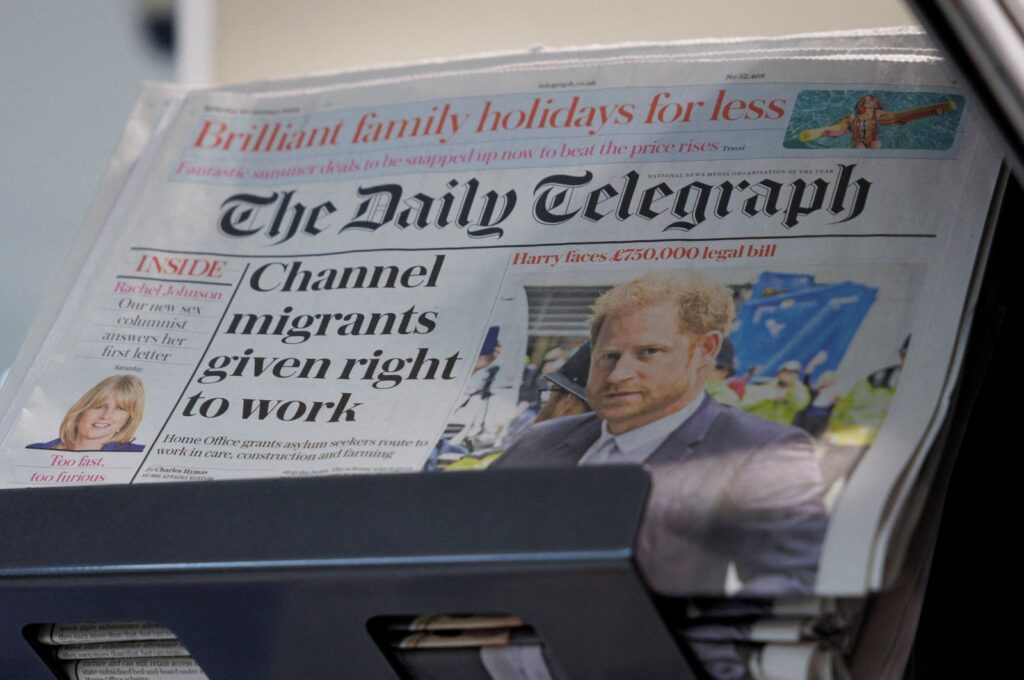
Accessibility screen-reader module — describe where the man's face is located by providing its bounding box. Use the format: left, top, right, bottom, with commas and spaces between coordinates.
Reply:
588, 300, 717, 435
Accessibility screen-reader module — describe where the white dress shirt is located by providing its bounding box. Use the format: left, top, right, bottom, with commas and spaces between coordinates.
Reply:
578, 392, 706, 466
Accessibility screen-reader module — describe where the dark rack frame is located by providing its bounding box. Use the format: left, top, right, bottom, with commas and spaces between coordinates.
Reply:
0, 466, 697, 679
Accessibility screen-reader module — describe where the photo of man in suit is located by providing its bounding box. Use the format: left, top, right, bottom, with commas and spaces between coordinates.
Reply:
492, 271, 828, 597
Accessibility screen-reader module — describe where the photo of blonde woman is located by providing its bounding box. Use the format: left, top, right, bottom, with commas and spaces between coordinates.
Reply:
27, 375, 145, 452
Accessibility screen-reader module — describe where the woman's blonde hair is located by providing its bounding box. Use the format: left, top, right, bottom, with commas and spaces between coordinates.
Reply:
59, 375, 145, 448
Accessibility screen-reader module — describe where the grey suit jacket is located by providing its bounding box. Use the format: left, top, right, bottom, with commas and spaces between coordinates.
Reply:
492, 394, 827, 597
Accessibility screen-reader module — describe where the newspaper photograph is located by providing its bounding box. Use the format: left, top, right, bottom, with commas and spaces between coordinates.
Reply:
0, 34, 1002, 601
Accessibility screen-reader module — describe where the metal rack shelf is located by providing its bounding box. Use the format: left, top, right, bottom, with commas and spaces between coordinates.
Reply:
0, 467, 695, 679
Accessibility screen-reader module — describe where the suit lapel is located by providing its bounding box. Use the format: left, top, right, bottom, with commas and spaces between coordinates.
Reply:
646, 393, 723, 466
559, 415, 602, 465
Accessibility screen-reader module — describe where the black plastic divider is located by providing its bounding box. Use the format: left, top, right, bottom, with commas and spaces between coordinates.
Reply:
0, 467, 697, 679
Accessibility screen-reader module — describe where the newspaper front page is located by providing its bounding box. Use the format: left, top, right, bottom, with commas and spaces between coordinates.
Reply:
0, 33, 1001, 600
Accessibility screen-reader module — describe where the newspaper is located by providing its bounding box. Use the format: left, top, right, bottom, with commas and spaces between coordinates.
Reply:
0, 30, 1002, 603
61, 658, 206, 680
54, 641, 190, 660
36, 622, 178, 646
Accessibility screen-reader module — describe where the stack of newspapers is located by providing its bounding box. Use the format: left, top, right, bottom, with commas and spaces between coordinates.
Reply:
0, 27, 1005, 680
372, 614, 558, 679
32, 622, 199, 680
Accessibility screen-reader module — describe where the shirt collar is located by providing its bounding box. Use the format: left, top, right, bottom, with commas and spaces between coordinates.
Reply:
597, 391, 706, 459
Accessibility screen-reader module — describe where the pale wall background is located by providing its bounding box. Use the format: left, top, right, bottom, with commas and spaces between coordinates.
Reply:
212, 0, 916, 82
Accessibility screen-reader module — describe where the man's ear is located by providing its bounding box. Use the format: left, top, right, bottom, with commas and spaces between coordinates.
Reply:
697, 331, 723, 366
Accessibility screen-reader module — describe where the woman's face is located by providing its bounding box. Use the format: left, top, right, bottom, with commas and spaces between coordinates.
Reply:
857, 97, 879, 113
75, 395, 130, 447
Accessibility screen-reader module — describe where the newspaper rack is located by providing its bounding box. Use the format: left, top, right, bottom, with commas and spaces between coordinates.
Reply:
0, 467, 698, 679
